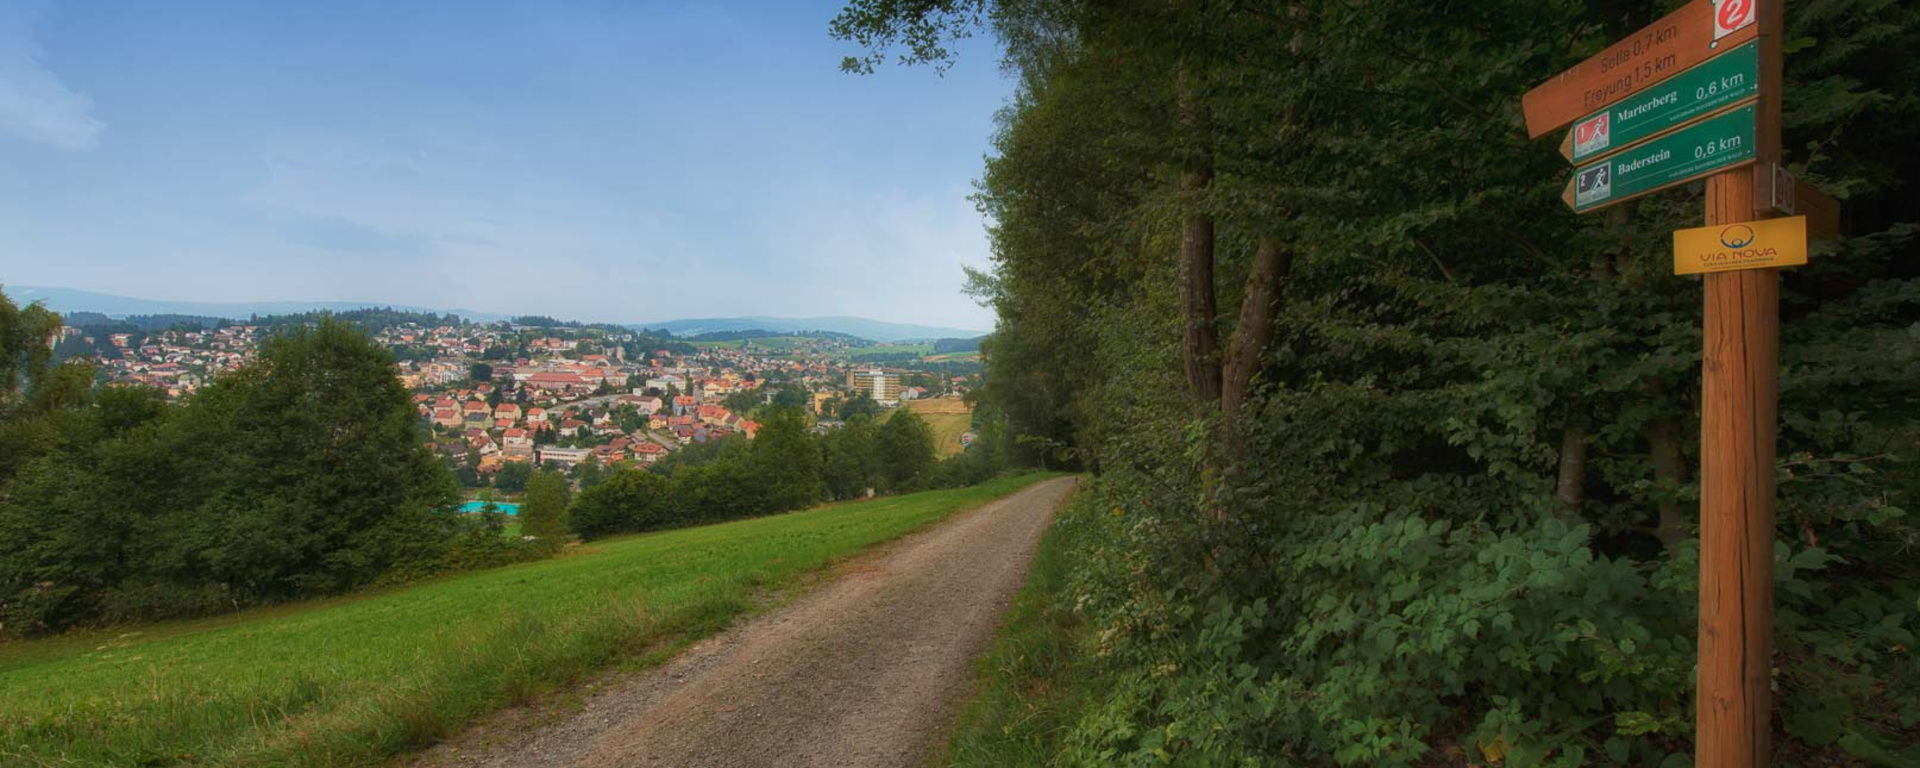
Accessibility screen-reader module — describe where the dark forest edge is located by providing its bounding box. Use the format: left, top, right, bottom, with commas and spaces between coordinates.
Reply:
833, 0, 1920, 765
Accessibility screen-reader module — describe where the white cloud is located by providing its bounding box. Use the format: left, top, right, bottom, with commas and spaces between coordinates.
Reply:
0, 1, 103, 150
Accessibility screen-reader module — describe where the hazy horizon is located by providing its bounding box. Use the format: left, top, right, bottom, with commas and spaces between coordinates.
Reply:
7, 282, 993, 334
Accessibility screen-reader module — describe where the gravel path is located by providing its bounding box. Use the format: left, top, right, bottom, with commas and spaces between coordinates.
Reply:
413, 476, 1078, 768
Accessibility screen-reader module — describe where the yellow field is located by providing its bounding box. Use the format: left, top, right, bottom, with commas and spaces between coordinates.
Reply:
902, 397, 974, 458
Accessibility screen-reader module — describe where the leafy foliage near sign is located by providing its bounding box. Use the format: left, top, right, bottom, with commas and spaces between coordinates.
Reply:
840, 0, 1920, 763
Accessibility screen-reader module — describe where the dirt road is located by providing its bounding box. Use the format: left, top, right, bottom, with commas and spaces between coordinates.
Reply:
415, 476, 1078, 768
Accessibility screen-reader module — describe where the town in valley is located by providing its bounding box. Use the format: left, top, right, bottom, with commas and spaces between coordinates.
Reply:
51, 308, 984, 493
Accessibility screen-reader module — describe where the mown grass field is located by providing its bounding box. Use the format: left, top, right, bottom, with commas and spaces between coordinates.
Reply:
845, 342, 934, 361
901, 397, 974, 458
0, 474, 1055, 768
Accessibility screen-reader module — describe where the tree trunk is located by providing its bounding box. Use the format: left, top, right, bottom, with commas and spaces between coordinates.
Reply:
1221, 236, 1293, 429
1176, 65, 1220, 406
1648, 413, 1688, 550
1556, 425, 1587, 519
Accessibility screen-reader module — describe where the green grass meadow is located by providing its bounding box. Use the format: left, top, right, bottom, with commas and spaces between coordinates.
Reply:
0, 474, 1054, 768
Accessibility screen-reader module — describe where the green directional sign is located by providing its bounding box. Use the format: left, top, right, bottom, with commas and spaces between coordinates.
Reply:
1566, 103, 1756, 213
1564, 41, 1759, 163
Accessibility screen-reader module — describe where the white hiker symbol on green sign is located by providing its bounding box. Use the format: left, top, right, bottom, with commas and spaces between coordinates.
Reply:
1575, 165, 1611, 208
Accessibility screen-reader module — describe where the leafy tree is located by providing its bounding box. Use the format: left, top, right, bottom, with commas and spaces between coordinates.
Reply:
770, 387, 809, 410
568, 469, 672, 540
0, 286, 61, 408
182, 319, 462, 600
821, 414, 882, 499
472, 490, 505, 532
520, 470, 572, 545
722, 388, 763, 415
877, 409, 936, 492
612, 404, 646, 433
492, 461, 532, 493
571, 460, 605, 489
752, 407, 823, 511
0, 316, 469, 634
469, 362, 493, 382
671, 449, 762, 522
837, 392, 881, 420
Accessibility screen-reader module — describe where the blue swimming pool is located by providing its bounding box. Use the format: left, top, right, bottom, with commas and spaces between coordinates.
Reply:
458, 500, 521, 515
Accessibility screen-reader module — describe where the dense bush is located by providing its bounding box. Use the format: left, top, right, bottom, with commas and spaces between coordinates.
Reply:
878, 409, 938, 492
0, 313, 477, 636
822, 414, 884, 498
565, 405, 960, 541
520, 469, 573, 548
569, 468, 674, 540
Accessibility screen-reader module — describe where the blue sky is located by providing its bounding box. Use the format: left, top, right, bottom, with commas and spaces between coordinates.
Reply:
0, 0, 1009, 330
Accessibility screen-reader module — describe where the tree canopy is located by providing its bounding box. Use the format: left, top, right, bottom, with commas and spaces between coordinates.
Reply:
0, 313, 476, 635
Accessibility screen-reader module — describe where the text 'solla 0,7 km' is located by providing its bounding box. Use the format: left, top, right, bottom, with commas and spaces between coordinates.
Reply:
1564, 40, 1758, 163
1566, 103, 1755, 213
1520, 0, 1759, 138
1672, 215, 1807, 275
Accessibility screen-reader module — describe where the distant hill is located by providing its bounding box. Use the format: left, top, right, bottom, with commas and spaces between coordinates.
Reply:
637, 316, 986, 343
686, 329, 867, 343
6, 286, 514, 324
62, 311, 232, 331
8, 286, 988, 343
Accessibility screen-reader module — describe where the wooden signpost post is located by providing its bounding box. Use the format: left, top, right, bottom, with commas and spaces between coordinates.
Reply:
1522, 1, 1839, 765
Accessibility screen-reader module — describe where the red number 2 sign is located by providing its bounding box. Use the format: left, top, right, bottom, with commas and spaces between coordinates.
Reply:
1715, 0, 1757, 40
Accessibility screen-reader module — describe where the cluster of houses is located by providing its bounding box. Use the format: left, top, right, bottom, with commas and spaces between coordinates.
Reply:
419, 383, 765, 475
65, 325, 262, 398
61, 316, 972, 485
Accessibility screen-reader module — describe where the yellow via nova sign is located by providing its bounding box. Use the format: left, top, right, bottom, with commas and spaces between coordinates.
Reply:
1673, 215, 1808, 275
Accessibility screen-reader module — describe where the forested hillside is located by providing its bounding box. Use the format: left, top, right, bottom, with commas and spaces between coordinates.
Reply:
839, 0, 1918, 764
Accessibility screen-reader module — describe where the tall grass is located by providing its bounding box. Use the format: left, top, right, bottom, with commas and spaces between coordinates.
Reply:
0, 474, 1054, 768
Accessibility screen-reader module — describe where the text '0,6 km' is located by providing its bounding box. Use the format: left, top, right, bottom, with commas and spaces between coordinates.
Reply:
1567, 103, 1755, 212
1564, 40, 1759, 163
1521, 0, 1758, 138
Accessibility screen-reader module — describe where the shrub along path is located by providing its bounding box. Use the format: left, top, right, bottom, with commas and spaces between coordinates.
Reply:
413, 475, 1079, 768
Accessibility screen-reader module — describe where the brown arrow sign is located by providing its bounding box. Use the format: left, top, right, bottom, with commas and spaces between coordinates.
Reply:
1763, 163, 1841, 241
1522, 0, 1759, 139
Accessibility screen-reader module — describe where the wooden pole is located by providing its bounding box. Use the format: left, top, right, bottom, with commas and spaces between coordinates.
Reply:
1696, 1, 1783, 765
